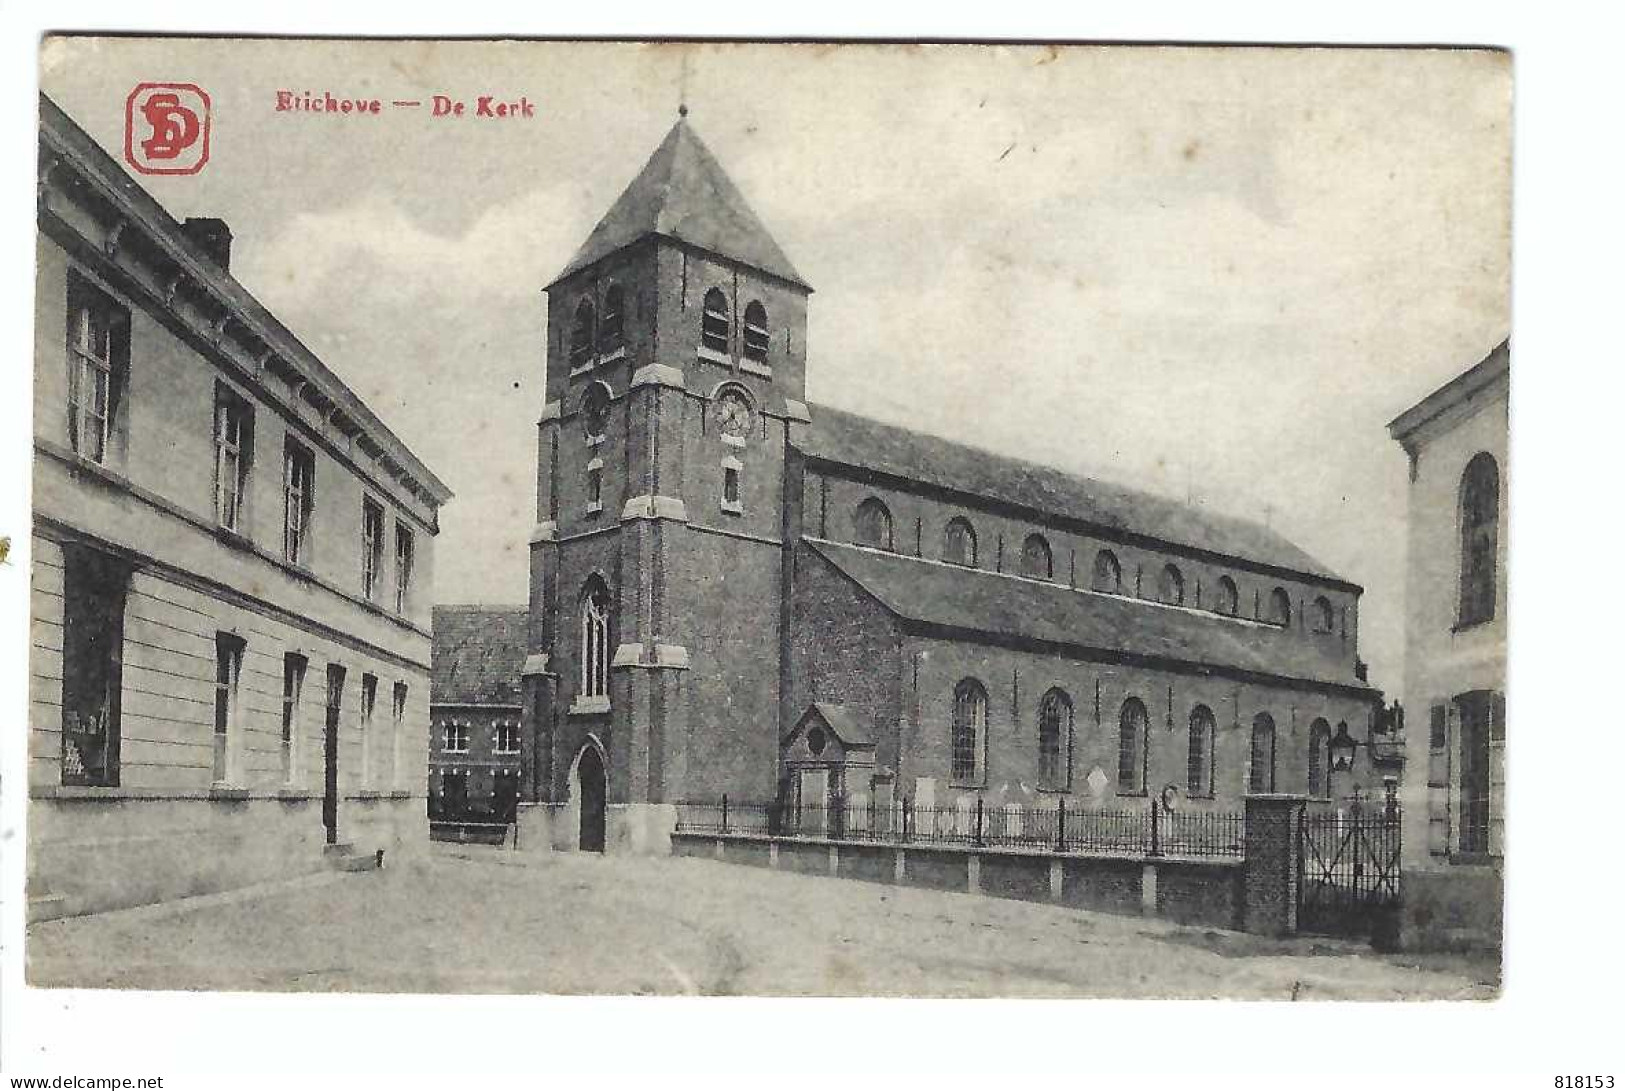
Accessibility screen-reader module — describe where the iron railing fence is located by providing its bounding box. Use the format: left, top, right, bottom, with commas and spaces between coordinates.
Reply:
673, 795, 1247, 859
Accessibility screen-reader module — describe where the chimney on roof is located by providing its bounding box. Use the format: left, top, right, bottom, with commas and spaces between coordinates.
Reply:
182, 217, 232, 272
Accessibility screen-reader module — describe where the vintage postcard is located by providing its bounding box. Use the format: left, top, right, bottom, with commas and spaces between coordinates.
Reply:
21, 37, 1508, 1004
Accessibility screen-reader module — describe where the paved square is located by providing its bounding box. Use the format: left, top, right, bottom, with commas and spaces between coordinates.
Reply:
27, 848, 1498, 998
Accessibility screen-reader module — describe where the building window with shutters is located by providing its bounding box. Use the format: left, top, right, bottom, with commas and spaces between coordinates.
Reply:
570, 298, 595, 371
1454, 689, 1500, 856
1117, 698, 1149, 794
59, 544, 130, 787
598, 284, 625, 355
701, 288, 730, 355
1187, 704, 1216, 797
743, 300, 769, 364
951, 679, 987, 784
1458, 453, 1500, 628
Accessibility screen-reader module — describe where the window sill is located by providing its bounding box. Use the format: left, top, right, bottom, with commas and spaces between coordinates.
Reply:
1034, 785, 1072, 795
62, 450, 133, 490
570, 695, 612, 716
208, 784, 250, 802
1447, 852, 1501, 867
213, 524, 254, 553
276, 787, 316, 801
696, 345, 732, 367
948, 781, 985, 792
585, 501, 603, 517
720, 500, 744, 516
356, 789, 385, 801
1451, 619, 1494, 635
739, 358, 772, 379
598, 345, 627, 365
569, 362, 594, 378
283, 558, 317, 582
388, 789, 414, 800
1115, 789, 1149, 799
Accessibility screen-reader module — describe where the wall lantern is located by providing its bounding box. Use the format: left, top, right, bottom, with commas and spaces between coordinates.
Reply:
1329, 724, 1359, 773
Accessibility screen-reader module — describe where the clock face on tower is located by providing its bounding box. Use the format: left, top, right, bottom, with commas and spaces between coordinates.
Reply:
712, 388, 753, 440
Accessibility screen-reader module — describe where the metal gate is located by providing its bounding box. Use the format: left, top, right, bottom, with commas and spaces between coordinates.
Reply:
1298, 810, 1401, 941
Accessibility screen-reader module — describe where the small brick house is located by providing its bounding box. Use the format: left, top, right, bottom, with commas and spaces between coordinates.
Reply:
430, 606, 527, 822
520, 114, 1388, 854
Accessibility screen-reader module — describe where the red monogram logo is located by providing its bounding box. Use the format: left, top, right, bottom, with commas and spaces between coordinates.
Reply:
124, 83, 211, 176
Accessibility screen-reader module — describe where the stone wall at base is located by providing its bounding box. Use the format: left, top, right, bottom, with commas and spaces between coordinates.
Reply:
1399, 863, 1503, 953
27, 793, 424, 920
515, 801, 676, 856
669, 833, 1246, 932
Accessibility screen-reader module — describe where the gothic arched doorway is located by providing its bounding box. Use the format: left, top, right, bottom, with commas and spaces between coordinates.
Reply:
575, 744, 606, 853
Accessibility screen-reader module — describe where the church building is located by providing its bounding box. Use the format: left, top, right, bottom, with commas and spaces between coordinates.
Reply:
518, 114, 1385, 853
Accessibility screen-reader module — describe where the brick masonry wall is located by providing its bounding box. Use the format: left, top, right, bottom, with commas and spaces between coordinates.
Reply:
1243, 796, 1304, 937
1158, 861, 1245, 929
787, 542, 904, 776
1059, 857, 1144, 916
668, 834, 1253, 935
902, 634, 1378, 812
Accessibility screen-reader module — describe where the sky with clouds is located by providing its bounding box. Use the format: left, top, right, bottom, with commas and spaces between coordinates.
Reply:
40, 39, 1510, 697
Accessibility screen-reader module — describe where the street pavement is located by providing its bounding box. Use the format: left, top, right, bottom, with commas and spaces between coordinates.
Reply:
26, 845, 1499, 998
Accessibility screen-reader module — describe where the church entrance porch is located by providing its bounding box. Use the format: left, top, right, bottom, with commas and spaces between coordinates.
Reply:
573, 743, 607, 853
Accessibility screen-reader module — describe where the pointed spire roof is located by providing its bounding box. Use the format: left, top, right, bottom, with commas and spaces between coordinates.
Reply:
551, 116, 808, 290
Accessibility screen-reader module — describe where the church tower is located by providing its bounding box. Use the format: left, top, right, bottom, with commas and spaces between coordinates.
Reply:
523, 111, 812, 851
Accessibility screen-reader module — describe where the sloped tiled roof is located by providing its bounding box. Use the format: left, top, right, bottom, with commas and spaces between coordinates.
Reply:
788, 702, 876, 748
552, 117, 807, 288
431, 605, 529, 707
797, 404, 1347, 586
805, 539, 1370, 692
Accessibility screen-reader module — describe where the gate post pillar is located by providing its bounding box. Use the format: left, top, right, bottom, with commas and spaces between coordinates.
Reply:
1243, 793, 1308, 937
